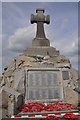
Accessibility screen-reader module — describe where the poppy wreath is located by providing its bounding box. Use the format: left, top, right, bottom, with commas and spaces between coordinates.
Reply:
40, 115, 60, 120
63, 113, 79, 120
21, 102, 77, 112
20, 102, 79, 120
46, 115, 59, 120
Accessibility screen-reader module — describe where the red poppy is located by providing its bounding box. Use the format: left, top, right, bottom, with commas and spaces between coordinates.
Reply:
63, 113, 79, 120
46, 115, 59, 120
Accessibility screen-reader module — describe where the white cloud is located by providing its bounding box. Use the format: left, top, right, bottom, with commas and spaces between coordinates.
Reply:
8, 25, 36, 52
49, 31, 78, 69
49, 28, 78, 56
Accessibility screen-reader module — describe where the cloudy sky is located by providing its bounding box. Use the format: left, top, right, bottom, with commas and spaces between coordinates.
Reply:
1, 2, 79, 73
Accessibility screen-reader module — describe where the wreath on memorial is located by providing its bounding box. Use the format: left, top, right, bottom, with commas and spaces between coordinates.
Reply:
20, 102, 79, 119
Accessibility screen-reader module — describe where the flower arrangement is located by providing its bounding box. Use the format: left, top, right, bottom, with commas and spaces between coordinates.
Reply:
21, 102, 76, 112
63, 112, 79, 120
20, 102, 79, 120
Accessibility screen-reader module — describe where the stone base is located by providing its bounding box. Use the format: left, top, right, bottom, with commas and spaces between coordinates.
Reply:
32, 37, 50, 47
24, 46, 59, 57
64, 87, 78, 106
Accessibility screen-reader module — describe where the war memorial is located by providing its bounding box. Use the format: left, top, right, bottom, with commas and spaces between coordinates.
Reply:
0, 9, 79, 119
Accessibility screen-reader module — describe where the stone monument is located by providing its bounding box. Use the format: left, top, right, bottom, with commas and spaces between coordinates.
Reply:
31, 9, 50, 46
0, 8, 79, 119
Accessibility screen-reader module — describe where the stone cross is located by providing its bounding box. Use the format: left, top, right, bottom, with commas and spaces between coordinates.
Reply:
31, 9, 50, 46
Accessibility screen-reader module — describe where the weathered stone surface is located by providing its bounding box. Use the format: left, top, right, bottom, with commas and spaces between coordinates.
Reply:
24, 47, 59, 56
64, 87, 78, 106
0, 88, 8, 119
0, 108, 2, 120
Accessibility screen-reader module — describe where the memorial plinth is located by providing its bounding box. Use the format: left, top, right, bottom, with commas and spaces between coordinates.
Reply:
24, 47, 59, 57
